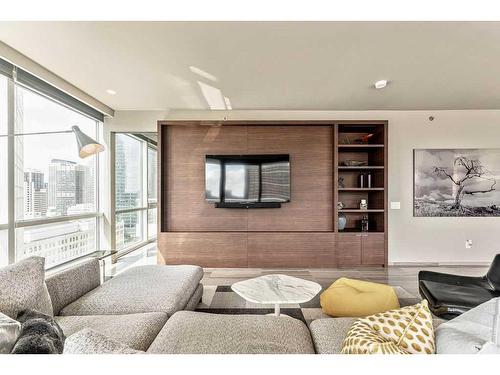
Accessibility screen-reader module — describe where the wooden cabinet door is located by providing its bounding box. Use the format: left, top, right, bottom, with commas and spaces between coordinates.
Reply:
361, 233, 385, 265
336, 233, 361, 266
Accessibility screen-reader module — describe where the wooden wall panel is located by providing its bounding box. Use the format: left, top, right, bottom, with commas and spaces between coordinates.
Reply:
247, 233, 336, 268
166, 125, 248, 231
158, 232, 248, 268
247, 126, 333, 231
165, 125, 332, 232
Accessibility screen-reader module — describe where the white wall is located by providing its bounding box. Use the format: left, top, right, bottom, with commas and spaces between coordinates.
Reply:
105, 109, 500, 265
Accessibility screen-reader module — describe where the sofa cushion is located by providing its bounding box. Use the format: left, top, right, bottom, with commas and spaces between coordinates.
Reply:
435, 297, 500, 354
147, 311, 315, 354
64, 328, 143, 354
59, 264, 203, 316
45, 259, 101, 315
309, 317, 356, 354
55, 312, 168, 351
0, 257, 53, 318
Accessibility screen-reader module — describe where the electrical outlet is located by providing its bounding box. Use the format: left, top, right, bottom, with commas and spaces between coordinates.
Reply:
465, 240, 473, 249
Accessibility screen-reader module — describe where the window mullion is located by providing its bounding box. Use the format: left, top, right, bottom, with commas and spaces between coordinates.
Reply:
7, 78, 15, 264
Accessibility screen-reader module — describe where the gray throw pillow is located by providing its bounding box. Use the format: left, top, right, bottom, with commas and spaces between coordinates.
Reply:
0, 312, 21, 354
0, 257, 53, 319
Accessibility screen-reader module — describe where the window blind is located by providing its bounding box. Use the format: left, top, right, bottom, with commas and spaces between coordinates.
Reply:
0, 57, 104, 122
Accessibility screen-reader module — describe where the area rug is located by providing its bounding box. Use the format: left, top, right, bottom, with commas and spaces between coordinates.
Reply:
195, 285, 420, 325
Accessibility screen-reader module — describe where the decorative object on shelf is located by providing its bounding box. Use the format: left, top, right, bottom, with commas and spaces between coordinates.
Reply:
367, 171, 372, 188
340, 135, 351, 145
414, 149, 500, 217
338, 202, 347, 230
338, 213, 347, 231
338, 176, 345, 188
361, 215, 369, 232
359, 173, 365, 188
353, 133, 374, 144
342, 160, 367, 167
360, 199, 368, 210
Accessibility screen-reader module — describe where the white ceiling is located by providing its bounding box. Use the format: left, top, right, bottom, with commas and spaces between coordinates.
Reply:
1, 22, 500, 111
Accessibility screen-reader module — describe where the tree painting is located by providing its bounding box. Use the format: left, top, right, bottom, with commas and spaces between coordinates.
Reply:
414, 149, 500, 217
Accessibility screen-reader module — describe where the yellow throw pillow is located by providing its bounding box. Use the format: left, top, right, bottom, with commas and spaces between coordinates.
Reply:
341, 300, 435, 354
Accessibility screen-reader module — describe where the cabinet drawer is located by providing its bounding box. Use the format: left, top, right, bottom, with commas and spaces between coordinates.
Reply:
336, 233, 361, 266
361, 233, 385, 265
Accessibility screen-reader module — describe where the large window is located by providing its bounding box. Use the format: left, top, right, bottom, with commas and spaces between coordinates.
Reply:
0, 63, 103, 269
0, 75, 7, 266
114, 133, 157, 251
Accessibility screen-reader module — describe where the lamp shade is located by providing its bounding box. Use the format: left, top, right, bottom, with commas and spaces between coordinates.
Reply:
72, 126, 105, 158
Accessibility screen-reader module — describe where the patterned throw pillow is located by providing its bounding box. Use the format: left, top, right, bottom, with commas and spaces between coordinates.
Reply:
341, 300, 435, 354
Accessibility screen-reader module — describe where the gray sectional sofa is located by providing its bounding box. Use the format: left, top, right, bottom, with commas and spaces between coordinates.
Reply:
0, 256, 203, 352
0, 256, 317, 354
6, 256, 488, 354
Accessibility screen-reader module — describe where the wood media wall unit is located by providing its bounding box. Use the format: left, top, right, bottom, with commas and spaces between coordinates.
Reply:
158, 121, 388, 268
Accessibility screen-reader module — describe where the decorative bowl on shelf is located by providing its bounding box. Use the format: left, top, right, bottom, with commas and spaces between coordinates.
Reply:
342, 160, 367, 167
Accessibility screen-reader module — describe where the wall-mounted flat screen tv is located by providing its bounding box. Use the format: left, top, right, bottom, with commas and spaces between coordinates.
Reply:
205, 155, 290, 207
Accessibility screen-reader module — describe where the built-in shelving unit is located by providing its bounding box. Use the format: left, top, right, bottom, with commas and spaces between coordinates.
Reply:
158, 120, 388, 268
334, 122, 388, 266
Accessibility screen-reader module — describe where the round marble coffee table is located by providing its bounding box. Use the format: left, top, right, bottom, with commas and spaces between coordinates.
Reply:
231, 274, 322, 317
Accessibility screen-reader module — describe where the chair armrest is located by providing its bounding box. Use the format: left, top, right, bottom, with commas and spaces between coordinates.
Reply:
419, 270, 487, 288
45, 259, 101, 315
64, 329, 143, 354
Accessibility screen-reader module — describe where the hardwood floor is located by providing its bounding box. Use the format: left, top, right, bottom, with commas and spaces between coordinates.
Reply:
111, 244, 489, 299
201, 265, 488, 298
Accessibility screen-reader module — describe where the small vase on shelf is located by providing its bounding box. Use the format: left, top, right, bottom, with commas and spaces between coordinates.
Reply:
338, 213, 347, 231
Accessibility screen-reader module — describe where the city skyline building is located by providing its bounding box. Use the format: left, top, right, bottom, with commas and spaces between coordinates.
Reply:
24, 169, 48, 218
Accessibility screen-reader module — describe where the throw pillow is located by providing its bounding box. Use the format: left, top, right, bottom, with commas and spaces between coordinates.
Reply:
11, 309, 65, 354
0, 257, 53, 318
478, 341, 500, 354
436, 297, 500, 354
342, 300, 435, 354
0, 311, 21, 354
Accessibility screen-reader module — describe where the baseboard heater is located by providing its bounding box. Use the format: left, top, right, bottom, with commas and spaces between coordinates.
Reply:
215, 202, 282, 209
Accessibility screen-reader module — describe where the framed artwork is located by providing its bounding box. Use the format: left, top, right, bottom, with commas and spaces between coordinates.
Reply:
414, 149, 500, 217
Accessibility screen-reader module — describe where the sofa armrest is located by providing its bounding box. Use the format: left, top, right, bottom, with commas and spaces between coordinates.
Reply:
64, 329, 143, 354
45, 259, 101, 315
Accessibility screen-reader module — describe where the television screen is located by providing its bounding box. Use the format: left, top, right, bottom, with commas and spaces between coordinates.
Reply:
205, 155, 290, 204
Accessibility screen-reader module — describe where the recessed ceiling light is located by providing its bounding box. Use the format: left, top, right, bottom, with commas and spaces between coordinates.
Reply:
374, 80, 388, 89
106, 89, 116, 95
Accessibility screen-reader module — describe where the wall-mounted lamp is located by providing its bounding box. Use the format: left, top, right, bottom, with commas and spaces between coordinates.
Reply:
0, 126, 104, 159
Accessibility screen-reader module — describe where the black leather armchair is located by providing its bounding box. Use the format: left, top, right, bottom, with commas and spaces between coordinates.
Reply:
419, 254, 500, 319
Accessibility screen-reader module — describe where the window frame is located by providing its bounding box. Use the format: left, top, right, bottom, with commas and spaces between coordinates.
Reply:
112, 132, 157, 257
1, 71, 103, 269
